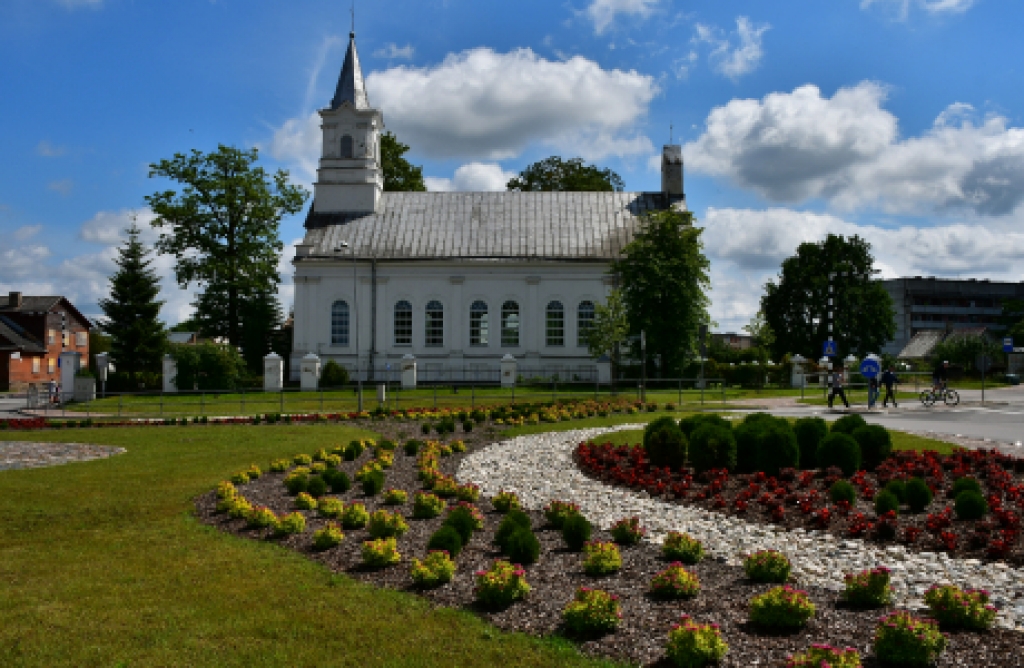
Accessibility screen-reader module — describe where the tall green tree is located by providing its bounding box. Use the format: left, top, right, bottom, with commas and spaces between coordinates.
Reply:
586, 289, 630, 377
97, 223, 166, 383
743, 308, 776, 363
614, 209, 711, 376
506, 156, 624, 192
145, 145, 307, 348
761, 234, 895, 360
1000, 298, 1024, 343
381, 132, 426, 191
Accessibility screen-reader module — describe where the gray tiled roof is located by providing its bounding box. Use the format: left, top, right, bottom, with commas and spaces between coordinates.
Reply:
0, 316, 45, 353
301, 191, 684, 261
0, 296, 62, 312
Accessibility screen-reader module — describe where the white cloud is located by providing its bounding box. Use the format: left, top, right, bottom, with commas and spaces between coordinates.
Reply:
36, 140, 66, 157
374, 43, 415, 60
861, 0, 977, 19
425, 163, 517, 192
586, 0, 661, 35
366, 47, 658, 160
13, 225, 42, 241
685, 82, 1024, 216
47, 179, 74, 197
268, 112, 321, 185
80, 209, 159, 245
694, 17, 770, 80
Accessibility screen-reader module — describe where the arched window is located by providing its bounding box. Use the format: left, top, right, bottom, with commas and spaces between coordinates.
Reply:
394, 300, 412, 346
577, 301, 596, 347
331, 300, 350, 346
469, 301, 489, 346
425, 300, 444, 347
501, 301, 520, 347
340, 135, 353, 159
546, 301, 564, 347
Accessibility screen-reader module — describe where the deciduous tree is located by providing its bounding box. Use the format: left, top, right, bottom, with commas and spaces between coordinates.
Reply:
382, 132, 426, 191
506, 156, 624, 192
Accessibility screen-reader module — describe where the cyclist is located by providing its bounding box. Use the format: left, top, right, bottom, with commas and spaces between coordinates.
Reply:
931, 360, 950, 394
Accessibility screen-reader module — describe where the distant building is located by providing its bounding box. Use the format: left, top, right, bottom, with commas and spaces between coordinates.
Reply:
712, 332, 754, 350
0, 292, 92, 392
167, 331, 198, 345
881, 277, 1024, 356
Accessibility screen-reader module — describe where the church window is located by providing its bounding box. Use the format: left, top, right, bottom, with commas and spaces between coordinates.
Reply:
394, 301, 412, 346
546, 301, 564, 347
331, 300, 350, 346
577, 301, 595, 347
501, 301, 520, 347
425, 300, 444, 347
340, 135, 353, 159
470, 301, 489, 346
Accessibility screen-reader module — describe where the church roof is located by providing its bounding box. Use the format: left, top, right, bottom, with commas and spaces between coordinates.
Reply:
300, 191, 685, 261
330, 32, 369, 110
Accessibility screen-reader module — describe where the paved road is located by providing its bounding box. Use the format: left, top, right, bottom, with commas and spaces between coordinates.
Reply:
0, 395, 27, 420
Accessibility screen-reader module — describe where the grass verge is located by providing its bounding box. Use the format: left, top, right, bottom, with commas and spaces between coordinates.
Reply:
0, 425, 624, 668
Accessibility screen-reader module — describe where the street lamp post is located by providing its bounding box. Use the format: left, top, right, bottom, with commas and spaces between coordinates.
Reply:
335, 242, 362, 413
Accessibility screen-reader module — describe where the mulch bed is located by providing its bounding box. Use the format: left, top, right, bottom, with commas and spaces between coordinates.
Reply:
577, 439, 1024, 567
195, 421, 1024, 667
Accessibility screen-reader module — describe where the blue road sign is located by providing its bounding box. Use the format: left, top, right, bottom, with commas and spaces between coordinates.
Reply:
1005, 337, 1015, 353
822, 340, 837, 357
860, 357, 881, 379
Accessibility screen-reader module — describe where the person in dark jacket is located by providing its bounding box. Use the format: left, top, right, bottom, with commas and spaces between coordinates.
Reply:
827, 366, 850, 409
881, 366, 899, 408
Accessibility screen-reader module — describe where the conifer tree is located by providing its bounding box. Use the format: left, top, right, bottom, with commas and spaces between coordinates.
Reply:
98, 223, 166, 382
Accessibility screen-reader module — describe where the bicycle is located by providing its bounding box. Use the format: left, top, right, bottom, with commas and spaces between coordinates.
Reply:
919, 385, 959, 407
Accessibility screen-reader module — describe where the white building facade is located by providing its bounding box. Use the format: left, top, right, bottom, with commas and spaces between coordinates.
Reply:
290, 32, 687, 383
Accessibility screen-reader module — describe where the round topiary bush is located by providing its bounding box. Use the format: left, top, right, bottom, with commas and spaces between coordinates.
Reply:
874, 490, 900, 516
884, 479, 907, 504
688, 424, 738, 474
504, 527, 541, 565
562, 513, 593, 552
829, 479, 857, 504
852, 425, 893, 471
817, 433, 862, 476
644, 416, 688, 470
952, 477, 982, 497
793, 417, 827, 470
734, 414, 777, 473
362, 470, 385, 497
755, 422, 800, 476
320, 359, 350, 387
905, 478, 933, 513
830, 413, 867, 435
284, 472, 308, 496
306, 475, 327, 498
678, 413, 732, 439
495, 509, 532, 553
954, 490, 989, 520
427, 525, 464, 559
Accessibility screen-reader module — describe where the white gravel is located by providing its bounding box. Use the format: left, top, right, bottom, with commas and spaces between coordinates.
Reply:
456, 425, 1024, 630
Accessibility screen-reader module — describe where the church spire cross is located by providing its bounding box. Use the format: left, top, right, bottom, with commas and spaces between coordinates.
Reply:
330, 28, 369, 110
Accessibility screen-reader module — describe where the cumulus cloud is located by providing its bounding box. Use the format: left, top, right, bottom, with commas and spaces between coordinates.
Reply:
374, 43, 415, 60
47, 179, 74, 197
586, 0, 661, 34
861, 0, 977, 19
685, 83, 1024, 216
14, 225, 42, 241
694, 17, 771, 80
36, 140, 66, 157
425, 163, 517, 192
700, 207, 1024, 331
80, 208, 159, 245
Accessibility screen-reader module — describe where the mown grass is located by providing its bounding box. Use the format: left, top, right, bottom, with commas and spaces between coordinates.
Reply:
0, 425, 625, 668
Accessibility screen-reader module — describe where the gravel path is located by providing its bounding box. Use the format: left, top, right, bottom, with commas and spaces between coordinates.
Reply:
456, 425, 1024, 631
0, 441, 126, 471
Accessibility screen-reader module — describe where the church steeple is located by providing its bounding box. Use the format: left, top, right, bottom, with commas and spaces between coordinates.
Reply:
330, 32, 370, 110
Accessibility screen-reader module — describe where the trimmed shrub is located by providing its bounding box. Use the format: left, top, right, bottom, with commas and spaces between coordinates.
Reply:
274, 512, 306, 537
340, 502, 370, 529
295, 492, 317, 511
562, 588, 621, 637
504, 527, 541, 565
952, 476, 982, 497
874, 490, 900, 516
495, 509, 532, 553
325, 470, 351, 494
306, 475, 327, 498
817, 433, 862, 477
829, 479, 857, 505
543, 500, 580, 529
474, 560, 530, 609
954, 490, 988, 520
247, 505, 278, 530
443, 505, 481, 543
317, 496, 344, 518
412, 492, 446, 519
852, 425, 892, 471
312, 522, 344, 550
884, 479, 907, 503
793, 417, 827, 470
744, 550, 791, 583
924, 584, 997, 630
749, 586, 816, 629
662, 532, 705, 564
361, 537, 401, 568
733, 420, 766, 474
678, 413, 731, 439
688, 424, 737, 474
874, 612, 947, 666
403, 439, 422, 456
367, 510, 409, 539
842, 566, 893, 607
650, 563, 700, 599
755, 421, 800, 476
666, 615, 728, 668
644, 416, 688, 470
427, 525, 464, 559
609, 516, 645, 545
492, 490, 521, 513
905, 478, 933, 513
362, 470, 385, 497
283, 472, 308, 496
582, 541, 621, 576
562, 513, 593, 552
410, 550, 456, 588
383, 488, 408, 505
786, 645, 861, 668
268, 459, 290, 473
831, 413, 867, 435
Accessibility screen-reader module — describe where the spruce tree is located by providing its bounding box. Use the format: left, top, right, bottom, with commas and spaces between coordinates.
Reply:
98, 223, 166, 382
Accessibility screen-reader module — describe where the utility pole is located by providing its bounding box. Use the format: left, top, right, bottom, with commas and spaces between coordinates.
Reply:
640, 330, 647, 404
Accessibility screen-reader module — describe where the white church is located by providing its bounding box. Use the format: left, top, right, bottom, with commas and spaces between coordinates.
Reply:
290, 31, 688, 383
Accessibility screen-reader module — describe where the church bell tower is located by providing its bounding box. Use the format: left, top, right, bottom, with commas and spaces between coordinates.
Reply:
313, 31, 384, 214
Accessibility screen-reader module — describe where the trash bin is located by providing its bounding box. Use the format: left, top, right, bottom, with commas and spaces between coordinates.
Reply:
1006, 374, 1020, 385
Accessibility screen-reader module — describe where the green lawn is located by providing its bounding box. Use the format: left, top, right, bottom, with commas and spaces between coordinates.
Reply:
0, 425, 623, 668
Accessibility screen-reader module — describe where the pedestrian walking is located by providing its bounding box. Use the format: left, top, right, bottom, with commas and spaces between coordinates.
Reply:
827, 366, 850, 409
868, 375, 880, 409
881, 366, 899, 408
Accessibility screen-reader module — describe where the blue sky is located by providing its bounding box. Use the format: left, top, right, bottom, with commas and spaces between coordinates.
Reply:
2, 0, 1023, 332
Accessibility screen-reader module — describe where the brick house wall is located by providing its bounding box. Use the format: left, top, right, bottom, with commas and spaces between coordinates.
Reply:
1, 295, 91, 392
